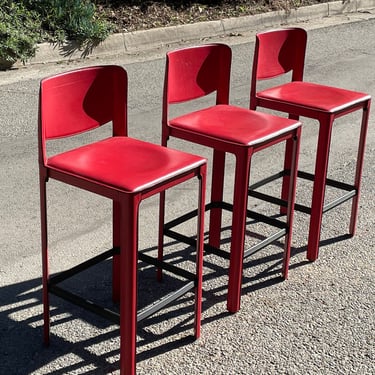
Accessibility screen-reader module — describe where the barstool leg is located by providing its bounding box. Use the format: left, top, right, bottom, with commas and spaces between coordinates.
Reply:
209, 150, 226, 249
282, 129, 301, 279
227, 150, 251, 313
280, 114, 300, 215
349, 102, 371, 235
194, 166, 206, 338
120, 195, 140, 375
40, 174, 50, 346
112, 201, 121, 302
307, 116, 334, 261
157, 190, 166, 281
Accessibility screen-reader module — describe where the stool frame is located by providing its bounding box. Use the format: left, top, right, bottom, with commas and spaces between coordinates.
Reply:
250, 27, 371, 261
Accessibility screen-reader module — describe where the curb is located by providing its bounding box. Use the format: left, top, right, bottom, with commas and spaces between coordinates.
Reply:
29, 0, 375, 65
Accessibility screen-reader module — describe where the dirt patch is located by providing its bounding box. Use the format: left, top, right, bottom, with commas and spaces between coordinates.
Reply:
96, 0, 325, 33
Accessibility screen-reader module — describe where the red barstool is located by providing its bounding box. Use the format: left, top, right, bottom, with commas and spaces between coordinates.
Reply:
160, 44, 301, 313
38, 65, 206, 374
250, 27, 371, 261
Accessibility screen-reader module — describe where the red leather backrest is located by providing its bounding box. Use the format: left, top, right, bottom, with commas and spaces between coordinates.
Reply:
254, 28, 307, 80
40, 65, 127, 140
165, 44, 231, 105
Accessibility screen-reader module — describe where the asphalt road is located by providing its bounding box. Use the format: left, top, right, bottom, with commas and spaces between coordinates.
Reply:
0, 14, 374, 375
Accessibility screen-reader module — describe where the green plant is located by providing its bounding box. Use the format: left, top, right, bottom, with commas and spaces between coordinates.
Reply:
26, 0, 114, 47
0, 0, 114, 66
0, 1, 41, 67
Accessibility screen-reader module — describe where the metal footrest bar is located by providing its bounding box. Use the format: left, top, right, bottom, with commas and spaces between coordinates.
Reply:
165, 208, 200, 231
246, 209, 287, 229
138, 252, 196, 282
50, 280, 196, 325
49, 284, 120, 324
209, 200, 288, 230
48, 245, 198, 325
163, 201, 289, 262
297, 170, 356, 192
249, 190, 287, 208
248, 169, 357, 216
249, 189, 311, 214
322, 190, 357, 213
165, 227, 231, 260
243, 229, 287, 259
49, 248, 116, 285
137, 281, 195, 322
248, 171, 285, 190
